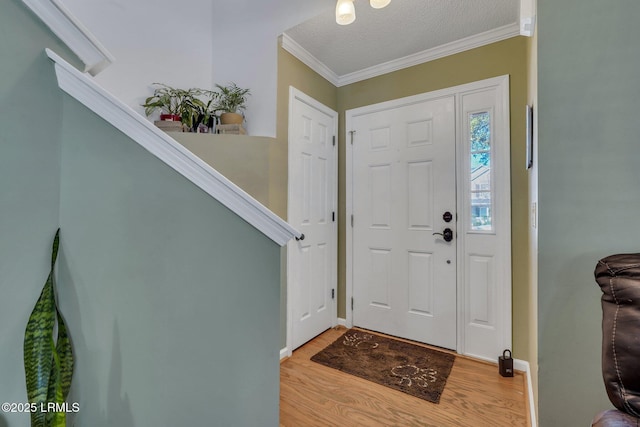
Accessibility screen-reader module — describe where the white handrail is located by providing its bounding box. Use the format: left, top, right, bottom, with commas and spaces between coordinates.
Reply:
45, 48, 300, 246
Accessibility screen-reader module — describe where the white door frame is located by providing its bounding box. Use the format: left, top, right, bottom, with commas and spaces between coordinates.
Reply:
345, 76, 511, 361
286, 86, 338, 357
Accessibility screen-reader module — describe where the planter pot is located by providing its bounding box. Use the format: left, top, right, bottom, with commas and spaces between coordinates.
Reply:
160, 114, 181, 122
154, 120, 184, 133
220, 112, 243, 125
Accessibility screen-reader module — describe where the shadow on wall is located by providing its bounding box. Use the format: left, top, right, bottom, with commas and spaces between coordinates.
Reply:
105, 322, 134, 426
59, 249, 133, 426
539, 249, 610, 425
0, 414, 7, 427
67, 322, 134, 426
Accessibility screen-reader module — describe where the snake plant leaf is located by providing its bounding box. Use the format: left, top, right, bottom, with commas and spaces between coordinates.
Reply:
45, 345, 66, 427
24, 277, 55, 427
54, 311, 73, 400
23, 229, 73, 427
46, 314, 72, 426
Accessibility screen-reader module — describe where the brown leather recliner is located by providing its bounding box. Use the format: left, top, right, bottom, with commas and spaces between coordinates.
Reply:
593, 254, 640, 426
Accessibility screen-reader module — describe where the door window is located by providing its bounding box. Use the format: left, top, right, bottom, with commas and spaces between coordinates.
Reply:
469, 111, 493, 232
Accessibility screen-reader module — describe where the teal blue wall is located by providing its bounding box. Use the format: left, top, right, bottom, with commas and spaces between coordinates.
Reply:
538, 1, 640, 425
0, 0, 282, 425
0, 1, 80, 426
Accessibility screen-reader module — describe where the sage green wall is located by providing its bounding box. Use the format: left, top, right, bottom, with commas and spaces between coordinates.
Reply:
0, 1, 81, 426
57, 95, 282, 426
538, 1, 640, 425
336, 37, 531, 360
0, 0, 283, 424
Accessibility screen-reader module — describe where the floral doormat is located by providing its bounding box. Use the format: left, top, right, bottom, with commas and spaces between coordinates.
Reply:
310, 329, 455, 403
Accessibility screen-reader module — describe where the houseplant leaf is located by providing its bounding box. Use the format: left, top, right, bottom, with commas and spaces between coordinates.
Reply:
45, 311, 73, 427
54, 311, 73, 400
24, 230, 59, 426
23, 229, 74, 427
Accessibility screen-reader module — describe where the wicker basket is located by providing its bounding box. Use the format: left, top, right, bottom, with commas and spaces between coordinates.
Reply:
216, 124, 246, 135
154, 120, 184, 133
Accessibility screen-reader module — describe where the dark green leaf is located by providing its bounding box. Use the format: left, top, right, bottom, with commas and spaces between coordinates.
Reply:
24, 229, 74, 427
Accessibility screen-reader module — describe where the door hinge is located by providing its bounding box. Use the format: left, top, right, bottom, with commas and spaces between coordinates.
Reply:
351, 214, 354, 227
332, 135, 336, 146
331, 289, 335, 299
332, 211, 335, 222
351, 297, 354, 310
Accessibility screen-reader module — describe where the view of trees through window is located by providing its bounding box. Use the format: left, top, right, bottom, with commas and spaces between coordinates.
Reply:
470, 112, 492, 231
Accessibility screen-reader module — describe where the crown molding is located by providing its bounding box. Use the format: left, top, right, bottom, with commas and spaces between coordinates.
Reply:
280, 34, 340, 86
45, 48, 300, 246
22, 0, 114, 75
337, 23, 520, 86
282, 23, 520, 87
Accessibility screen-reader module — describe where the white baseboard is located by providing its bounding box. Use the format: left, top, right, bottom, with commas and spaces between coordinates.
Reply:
514, 359, 537, 427
280, 347, 290, 360
282, 319, 347, 360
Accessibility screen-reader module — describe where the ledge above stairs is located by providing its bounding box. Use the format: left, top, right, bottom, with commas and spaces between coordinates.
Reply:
45, 48, 300, 246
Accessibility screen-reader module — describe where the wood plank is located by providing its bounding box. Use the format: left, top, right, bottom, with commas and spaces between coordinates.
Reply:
280, 327, 529, 427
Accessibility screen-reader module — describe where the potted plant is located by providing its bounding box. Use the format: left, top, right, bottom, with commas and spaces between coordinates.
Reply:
177, 92, 208, 132
141, 83, 189, 122
192, 89, 218, 133
213, 82, 251, 125
142, 84, 213, 132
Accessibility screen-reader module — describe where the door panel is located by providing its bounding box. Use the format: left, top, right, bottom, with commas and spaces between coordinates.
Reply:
347, 76, 512, 361
288, 89, 337, 351
459, 86, 511, 359
352, 96, 457, 349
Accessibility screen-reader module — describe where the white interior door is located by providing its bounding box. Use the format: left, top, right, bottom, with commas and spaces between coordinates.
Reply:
287, 87, 338, 351
351, 96, 457, 349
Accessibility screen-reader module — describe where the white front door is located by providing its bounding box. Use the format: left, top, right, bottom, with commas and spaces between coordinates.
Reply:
346, 76, 512, 361
350, 96, 457, 349
287, 87, 338, 351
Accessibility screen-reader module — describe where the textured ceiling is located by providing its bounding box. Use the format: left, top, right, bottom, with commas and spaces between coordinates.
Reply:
284, 0, 519, 76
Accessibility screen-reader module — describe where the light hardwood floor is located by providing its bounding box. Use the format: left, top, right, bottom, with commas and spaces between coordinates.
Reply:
280, 327, 529, 427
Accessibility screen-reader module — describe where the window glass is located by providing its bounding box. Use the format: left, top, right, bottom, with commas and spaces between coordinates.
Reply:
470, 112, 492, 231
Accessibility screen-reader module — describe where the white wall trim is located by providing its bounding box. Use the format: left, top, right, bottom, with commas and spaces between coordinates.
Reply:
22, 0, 114, 75
45, 48, 300, 246
280, 34, 340, 87
514, 359, 538, 427
280, 347, 290, 360
519, 0, 537, 37
336, 318, 347, 327
337, 23, 520, 86
282, 23, 520, 88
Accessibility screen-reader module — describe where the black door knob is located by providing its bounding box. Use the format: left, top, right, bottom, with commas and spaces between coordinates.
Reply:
433, 228, 454, 242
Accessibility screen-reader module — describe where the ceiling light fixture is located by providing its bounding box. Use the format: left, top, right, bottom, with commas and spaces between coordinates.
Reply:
336, 0, 391, 25
370, 0, 391, 9
336, 0, 356, 25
